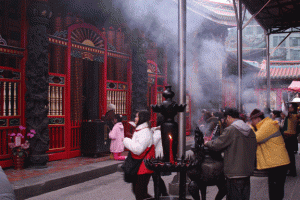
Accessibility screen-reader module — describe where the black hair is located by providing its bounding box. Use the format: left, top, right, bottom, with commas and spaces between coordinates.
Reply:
272, 110, 281, 118
136, 110, 151, 127
250, 109, 265, 120
224, 108, 240, 119
156, 114, 164, 127
289, 103, 298, 114
203, 111, 212, 122
115, 114, 122, 123
213, 111, 224, 120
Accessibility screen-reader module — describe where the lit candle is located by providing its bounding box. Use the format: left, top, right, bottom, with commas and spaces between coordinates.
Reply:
169, 134, 174, 164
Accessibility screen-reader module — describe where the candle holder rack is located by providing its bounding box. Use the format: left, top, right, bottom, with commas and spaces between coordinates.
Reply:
151, 86, 186, 163
147, 85, 192, 200
144, 156, 194, 172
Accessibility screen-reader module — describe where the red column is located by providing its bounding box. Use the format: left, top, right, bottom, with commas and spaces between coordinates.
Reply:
99, 28, 106, 117
66, 25, 73, 158
64, 12, 74, 159
21, 0, 28, 140
108, 26, 115, 47
107, 27, 115, 80
103, 29, 108, 116
116, 27, 124, 81
64, 13, 73, 37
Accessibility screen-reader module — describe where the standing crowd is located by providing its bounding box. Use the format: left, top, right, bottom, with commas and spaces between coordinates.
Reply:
107, 101, 299, 200
203, 101, 300, 200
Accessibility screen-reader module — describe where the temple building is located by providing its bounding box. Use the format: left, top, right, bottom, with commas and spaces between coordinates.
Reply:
0, 0, 181, 168
256, 60, 300, 110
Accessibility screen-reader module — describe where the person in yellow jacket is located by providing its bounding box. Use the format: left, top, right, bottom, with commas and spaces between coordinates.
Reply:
250, 109, 290, 200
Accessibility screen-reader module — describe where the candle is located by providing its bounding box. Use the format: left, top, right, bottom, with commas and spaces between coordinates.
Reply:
169, 134, 174, 164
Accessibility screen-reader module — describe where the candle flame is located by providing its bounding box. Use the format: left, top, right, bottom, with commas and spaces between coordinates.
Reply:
169, 134, 172, 139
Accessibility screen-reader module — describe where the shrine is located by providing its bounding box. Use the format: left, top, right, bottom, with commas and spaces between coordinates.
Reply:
0, 0, 190, 168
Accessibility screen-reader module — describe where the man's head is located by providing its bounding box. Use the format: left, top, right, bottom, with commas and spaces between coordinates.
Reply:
271, 110, 281, 119
250, 109, 265, 127
224, 108, 240, 126
289, 103, 298, 114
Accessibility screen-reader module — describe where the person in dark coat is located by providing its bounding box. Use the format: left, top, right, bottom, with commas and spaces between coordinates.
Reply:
205, 108, 257, 200
105, 104, 116, 130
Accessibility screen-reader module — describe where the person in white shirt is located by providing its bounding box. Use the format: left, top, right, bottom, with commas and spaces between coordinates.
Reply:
151, 114, 168, 196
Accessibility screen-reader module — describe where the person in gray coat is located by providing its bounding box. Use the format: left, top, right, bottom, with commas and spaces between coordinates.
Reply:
0, 166, 16, 200
204, 108, 257, 200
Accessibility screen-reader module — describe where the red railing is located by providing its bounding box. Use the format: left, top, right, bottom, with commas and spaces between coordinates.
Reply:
0, 127, 21, 167
48, 125, 65, 151
47, 73, 66, 155
71, 120, 81, 150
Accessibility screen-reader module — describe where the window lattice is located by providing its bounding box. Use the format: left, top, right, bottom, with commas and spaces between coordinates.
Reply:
48, 86, 64, 116
0, 81, 19, 116
107, 90, 127, 115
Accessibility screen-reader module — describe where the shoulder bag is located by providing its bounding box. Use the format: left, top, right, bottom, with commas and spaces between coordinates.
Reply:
121, 147, 152, 183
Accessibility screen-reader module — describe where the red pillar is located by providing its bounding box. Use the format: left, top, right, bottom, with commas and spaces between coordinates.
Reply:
116, 27, 124, 81
64, 13, 73, 36
21, 0, 28, 148
107, 27, 115, 80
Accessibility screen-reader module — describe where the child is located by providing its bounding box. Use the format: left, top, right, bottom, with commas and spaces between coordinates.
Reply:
109, 114, 126, 160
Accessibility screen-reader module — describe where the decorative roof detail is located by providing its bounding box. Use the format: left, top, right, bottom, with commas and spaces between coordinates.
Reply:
174, 0, 237, 26
53, 30, 68, 38
71, 28, 104, 48
258, 60, 300, 79
147, 60, 162, 74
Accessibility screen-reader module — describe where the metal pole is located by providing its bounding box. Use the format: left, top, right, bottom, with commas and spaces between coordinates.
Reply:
266, 32, 270, 111
178, 0, 186, 162
237, 0, 243, 112
178, 0, 186, 199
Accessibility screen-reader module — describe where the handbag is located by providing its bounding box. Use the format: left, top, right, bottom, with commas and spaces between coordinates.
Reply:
121, 147, 152, 183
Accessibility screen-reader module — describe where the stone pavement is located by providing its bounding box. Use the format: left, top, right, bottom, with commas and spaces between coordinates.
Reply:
4, 136, 300, 200
3, 136, 194, 200
201, 146, 300, 200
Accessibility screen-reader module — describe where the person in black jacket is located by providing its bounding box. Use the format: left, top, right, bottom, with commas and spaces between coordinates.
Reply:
104, 104, 116, 130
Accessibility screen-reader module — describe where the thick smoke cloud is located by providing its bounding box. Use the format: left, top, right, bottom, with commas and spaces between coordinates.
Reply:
58, 0, 257, 125
111, 0, 230, 125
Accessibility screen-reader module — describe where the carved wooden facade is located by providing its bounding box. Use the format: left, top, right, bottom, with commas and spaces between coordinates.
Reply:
0, 0, 181, 168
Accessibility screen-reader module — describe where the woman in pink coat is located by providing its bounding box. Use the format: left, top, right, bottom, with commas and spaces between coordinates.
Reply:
109, 114, 126, 160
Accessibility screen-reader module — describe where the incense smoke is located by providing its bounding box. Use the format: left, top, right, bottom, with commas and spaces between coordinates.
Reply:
56, 0, 261, 126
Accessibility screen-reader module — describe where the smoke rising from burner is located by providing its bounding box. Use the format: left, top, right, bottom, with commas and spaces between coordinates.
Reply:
58, 0, 260, 126
111, 0, 231, 126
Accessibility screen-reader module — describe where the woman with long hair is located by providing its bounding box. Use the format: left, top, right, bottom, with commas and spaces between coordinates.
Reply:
123, 110, 155, 200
